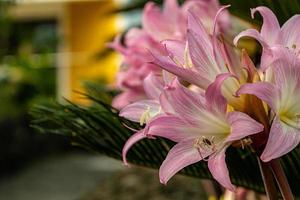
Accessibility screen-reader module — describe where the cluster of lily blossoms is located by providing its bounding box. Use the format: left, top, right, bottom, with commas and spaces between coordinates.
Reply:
113, 0, 300, 192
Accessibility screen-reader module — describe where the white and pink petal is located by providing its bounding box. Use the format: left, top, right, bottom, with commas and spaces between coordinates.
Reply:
159, 139, 212, 184
261, 116, 300, 162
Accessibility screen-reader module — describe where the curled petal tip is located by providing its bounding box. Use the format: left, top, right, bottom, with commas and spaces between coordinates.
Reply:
233, 37, 239, 47
159, 179, 167, 185
223, 4, 231, 9
260, 156, 271, 163
123, 161, 131, 167
250, 8, 256, 19
164, 85, 175, 90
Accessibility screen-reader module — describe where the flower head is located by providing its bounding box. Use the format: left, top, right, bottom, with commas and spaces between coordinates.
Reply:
234, 6, 300, 70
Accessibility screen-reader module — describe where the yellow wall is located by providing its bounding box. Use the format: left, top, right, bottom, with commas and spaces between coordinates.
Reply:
66, 0, 119, 104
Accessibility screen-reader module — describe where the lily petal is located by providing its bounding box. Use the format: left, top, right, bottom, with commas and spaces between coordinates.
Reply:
162, 39, 185, 65
281, 15, 300, 49
187, 29, 219, 80
226, 111, 264, 142
187, 10, 211, 47
120, 100, 161, 124
261, 116, 300, 162
143, 73, 164, 100
161, 79, 205, 120
159, 139, 211, 184
237, 82, 277, 111
151, 52, 210, 89
233, 29, 268, 48
208, 146, 235, 191
146, 115, 199, 142
251, 6, 280, 43
122, 130, 148, 166
233, 29, 273, 70
112, 90, 145, 110
205, 73, 232, 112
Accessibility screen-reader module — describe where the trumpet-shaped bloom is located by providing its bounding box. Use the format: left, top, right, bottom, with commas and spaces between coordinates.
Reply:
237, 52, 300, 162
109, 29, 163, 109
234, 6, 300, 70
143, 0, 230, 41
111, 0, 230, 109
152, 7, 246, 111
123, 79, 264, 191
120, 73, 166, 125
117, 1, 300, 194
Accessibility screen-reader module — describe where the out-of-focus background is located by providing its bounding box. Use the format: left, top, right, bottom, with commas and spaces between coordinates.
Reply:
0, 0, 210, 199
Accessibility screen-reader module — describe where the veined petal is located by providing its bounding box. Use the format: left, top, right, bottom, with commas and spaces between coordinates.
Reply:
143, 73, 164, 100
151, 52, 211, 89
112, 90, 145, 110
237, 82, 278, 111
273, 56, 300, 90
250, 6, 280, 43
261, 115, 300, 162
159, 139, 211, 184
272, 57, 300, 114
211, 5, 230, 69
233, 29, 269, 48
187, 29, 220, 81
187, 10, 211, 46
281, 15, 300, 49
226, 111, 264, 142
162, 39, 185, 66
208, 146, 235, 191
161, 79, 205, 121
142, 0, 184, 41
122, 130, 148, 166
120, 100, 161, 124
241, 49, 258, 82
205, 73, 232, 112
234, 29, 273, 70
159, 89, 176, 114
146, 115, 199, 142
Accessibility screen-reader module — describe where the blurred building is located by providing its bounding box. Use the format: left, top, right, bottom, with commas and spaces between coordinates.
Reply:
8, 0, 138, 104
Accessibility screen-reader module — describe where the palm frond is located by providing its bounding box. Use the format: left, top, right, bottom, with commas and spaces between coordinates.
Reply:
30, 90, 300, 196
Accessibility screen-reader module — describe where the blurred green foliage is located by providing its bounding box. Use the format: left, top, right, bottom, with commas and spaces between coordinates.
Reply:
0, 20, 57, 119
0, 1, 69, 175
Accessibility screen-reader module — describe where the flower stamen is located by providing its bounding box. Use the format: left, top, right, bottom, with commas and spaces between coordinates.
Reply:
193, 136, 216, 161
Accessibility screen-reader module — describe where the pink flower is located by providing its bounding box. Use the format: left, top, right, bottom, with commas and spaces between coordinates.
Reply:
152, 7, 246, 110
109, 29, 163, 109
120, 73, 165, 125
143, 0, 230, 41
111, 0, 230, 109
237, 49, 300, 162
234, 6, 300, 70
123, 78, 263, 191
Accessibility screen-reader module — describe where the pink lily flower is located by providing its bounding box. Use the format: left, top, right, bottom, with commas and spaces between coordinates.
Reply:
237, 50, 300, 162
143, 0, 230, 41
123, 78, 264, 191
234, 6, 300, 70
120, 72, 166, 126
152, 6, 246, 111
143, 0, 186, 41
109, 28, 163, 109
111, 0, 230, 109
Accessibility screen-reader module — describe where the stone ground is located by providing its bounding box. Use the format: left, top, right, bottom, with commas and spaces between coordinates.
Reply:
0, 153, 207, 200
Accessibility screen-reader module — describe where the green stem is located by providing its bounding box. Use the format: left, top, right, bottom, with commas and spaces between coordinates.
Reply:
257, 157, 278, 200
270, 159, 294, 200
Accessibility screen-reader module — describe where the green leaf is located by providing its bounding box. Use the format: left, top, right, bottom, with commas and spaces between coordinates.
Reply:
30, 93, 300, 196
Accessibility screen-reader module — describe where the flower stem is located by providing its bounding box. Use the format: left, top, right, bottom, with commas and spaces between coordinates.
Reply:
270, 159, 294, 200
257, 157, 278, 200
